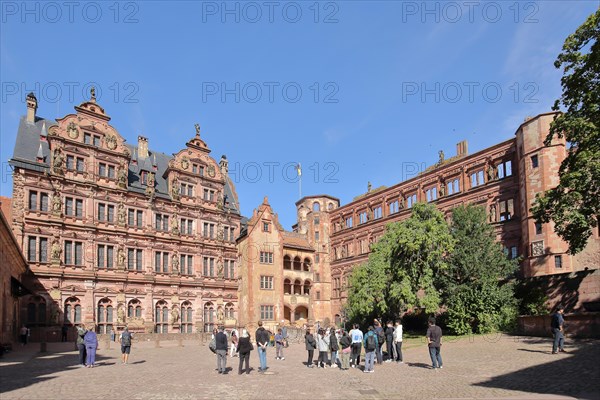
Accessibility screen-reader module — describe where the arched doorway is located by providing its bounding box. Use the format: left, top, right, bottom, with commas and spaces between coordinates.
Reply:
294, 306, 308, 321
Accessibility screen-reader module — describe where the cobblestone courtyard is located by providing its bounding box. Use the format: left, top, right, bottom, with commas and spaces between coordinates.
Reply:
1, 335, 598, 400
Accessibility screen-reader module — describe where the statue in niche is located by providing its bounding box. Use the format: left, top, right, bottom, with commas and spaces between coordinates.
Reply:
487, 163, 497, 182
117, 166, 127, 188
439, 182, 446, 197
489, 204, 497, 223
51, 239, 62, 261
52, 148, 64, 174
171, 307, 180, 324
171, 178, 180, 200
172, 254, 180, 274
117, 203, 126, 226
172, 215, 180, 235
51, 192, 62, 215
147, 172, 155, 188
399, 197, 405, 209
117, 247, 126, 268
117, 304, 125, 324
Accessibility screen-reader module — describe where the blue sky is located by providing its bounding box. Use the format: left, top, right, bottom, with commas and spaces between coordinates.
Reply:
1, 1, 598, 228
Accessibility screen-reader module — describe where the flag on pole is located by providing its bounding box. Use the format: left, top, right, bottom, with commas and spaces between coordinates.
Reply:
296, 163, 302, 177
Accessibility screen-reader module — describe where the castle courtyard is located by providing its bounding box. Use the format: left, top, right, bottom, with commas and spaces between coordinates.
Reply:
1, 335, 598, 400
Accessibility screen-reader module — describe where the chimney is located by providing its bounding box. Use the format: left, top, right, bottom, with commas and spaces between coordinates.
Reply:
138, 136, 149, 158
26, 93, 38, 124
219, 155, 228, 175
456, 140, 468, 158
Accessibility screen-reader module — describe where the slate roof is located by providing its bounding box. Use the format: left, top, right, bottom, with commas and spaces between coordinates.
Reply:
9, 115, 240, 215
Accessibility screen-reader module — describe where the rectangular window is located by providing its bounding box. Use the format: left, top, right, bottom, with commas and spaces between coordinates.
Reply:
155, 252, 161, 272
128, 209, 135, 226
136, 249, 143, 271
447, 178, 460, 195
136, 210, 143, 227
315, 254, 320, 263
93, 135, 101, 147
314, 217, 320, 225
40, 193, 49, 212
225, 259, 234, 279
346, 217, 353, 228
155, 214, 170, 231
163, 253, 169, 273
359, 212, 367, 224
154, 251, 169, 273
28, 191, 37, 210
141, 171, 148, 185
203, 257, 215, 277
66, 155, 74, 170
65, 198, 74, 216
471, 170, 485, 188
74, 242, 83, 265
108, 165, 115, 179
99, 163, 107, 177
535, 222, 543, 235
98, 203, 106, 221
84, 133, 91, 144
28, 236, 37, 261
315, 231, 320, 241
260, 276, 273, 290
97, 245, 114, 269
426, 187, 438, 202
407, 194, 417, 208
76, 157, 85, 172
128, 249, 135, 270
315, 273, 320, 282
511, 246, 518, 260
260, 305, 274, 320
373, 207, 382, 219
499, 199, 514, 221
497, 160, 512, 179
39, 237, 48, 262
75, 199, 83, 218
316, 291, 321, 300
263, 222, 269, 232
389, 200, 399, 214
555, 255, 563, 268
260, 252, 274, 264
531, 155, 539, 169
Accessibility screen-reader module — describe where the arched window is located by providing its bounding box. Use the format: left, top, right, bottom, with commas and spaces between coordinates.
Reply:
313, 202, 320, 212
283, 255, 291, 270
203, 302, 215, 333
225, 302, 235, 319
293, 256, 301, 271
28, 296, 47, 326
97, 298, 113, 334
303, 280, 311, 295
293, 279, 302, 295
64, 297, 80, 325
181, 301, 193, 333
303, 257, 311, 272
128, 299, 142, 318
283, 278, 291, 294
155, 300, 168, 333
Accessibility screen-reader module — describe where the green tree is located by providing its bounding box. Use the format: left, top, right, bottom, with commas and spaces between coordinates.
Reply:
346, 203, 453, 324
440, 205, 519, 334
531, 10, 600, 254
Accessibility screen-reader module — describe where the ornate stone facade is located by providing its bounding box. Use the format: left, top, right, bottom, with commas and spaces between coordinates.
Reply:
9, 93, 241, 336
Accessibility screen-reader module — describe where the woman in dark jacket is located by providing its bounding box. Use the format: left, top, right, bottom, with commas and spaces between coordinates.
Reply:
339, 330, 352, 370
329, 327, 339, 368
237, 329, 253, 375
305, 329, 317, 368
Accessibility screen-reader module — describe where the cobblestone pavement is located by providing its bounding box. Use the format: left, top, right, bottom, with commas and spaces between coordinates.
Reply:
1, 335, 598, 400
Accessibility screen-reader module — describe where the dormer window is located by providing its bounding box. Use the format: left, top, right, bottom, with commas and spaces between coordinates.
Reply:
263, 222, 270, 232
141, 171, 148, 185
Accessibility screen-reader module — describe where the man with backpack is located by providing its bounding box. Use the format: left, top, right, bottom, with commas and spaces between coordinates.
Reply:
363, 326, 378, 373
119, 327, 133, 365
374, 319, 385, 364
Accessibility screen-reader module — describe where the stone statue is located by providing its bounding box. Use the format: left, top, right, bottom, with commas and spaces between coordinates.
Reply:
51, 239, 61, 261
147, 172, 155, 188
117, 304, 125, 324
367, 206, 373, 221
367, 182, 372, 192
439, 183, 446, 197
487, 164, 495, 182
52, 148, 64, 174
117, 247, 126, 268
194, 123, 201, 137
90, 86, 96, 101
171, 215, 179, 235
438, 150, 445, 165
216, 193, 224, 210
489, 204, 497, 223
217, 307, 224, 322
117, 203, 126, 226
171, 178, 180, 200
217, 260, 224, 278
171, 307, 180, 324
171, 254, 180, 273
52, 192, 62, 215
117, 166, 127, 188
399, 197, 405, 209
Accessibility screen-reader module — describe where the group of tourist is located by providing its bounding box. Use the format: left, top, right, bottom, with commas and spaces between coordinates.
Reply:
75, 324, 133, 368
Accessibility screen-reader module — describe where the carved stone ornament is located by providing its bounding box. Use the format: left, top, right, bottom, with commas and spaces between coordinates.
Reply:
67, 122, 79, 139
207, 165, 216, 178
531, 240, 545, 257
181, 157, 190, 170
105, 134, 117, 150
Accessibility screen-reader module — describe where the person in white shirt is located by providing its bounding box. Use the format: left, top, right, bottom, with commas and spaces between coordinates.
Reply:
349, 324, 364, 368
393, 320, 403, 363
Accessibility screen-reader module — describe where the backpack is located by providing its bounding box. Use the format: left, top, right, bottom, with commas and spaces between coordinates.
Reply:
121, 331, 132, 346
376, 329, 385, 345
365, 334, 376, 351
209, 337, 217, 353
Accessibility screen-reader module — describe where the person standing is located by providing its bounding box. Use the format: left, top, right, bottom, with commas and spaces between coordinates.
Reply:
551, 305, 566, 354
61, 325, 68, 342
385, 322, 394, 362
329, 327, 339, 368
215, 326, 228, 374
374, 319, 385, 364
110, 328, 116, 343
119, 327, 133, 365
19, 325, 28, 346
76, 324, 87, 367
275, 328, 285, 360
255, 321, 269, 372
230, 330, 238, 358
281, 322, 288, 348
305, 329, 316, 368
363, 326, 378, 373
339, 330, 352, 370
317, 328, 329, 368
83, 326, 98, 368
349, 324, 363, 368
237, 329, 253, 374
426, 317, 443, 369
393, 320, 404, 363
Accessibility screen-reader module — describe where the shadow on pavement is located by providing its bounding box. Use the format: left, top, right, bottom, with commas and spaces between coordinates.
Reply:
407, 362, 431, 369
517, 348, 553, 354
474, 341, 600, 400
0, 343, 113, 394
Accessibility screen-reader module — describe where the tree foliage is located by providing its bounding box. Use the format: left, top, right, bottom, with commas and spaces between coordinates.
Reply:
346, 203, 453, 324
440, 205, 519, 334
532, 9, 600, 254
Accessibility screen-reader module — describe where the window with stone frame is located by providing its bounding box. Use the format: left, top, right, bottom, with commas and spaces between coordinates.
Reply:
64, 241, 83, 265
497, 160, 512, 179
27, 236, 48, 263
260, 275, 274, 290
389, 200, 399, 214
65, 197, 83, 218
426, 187, 438, 202
154, 251, 170, 273
28, 190, 49, 212
128, 248, 143, 271
499, 199, 515, 221
97, 244, 114, 269
97, 202, 115, 223
203, 257, 215, 277
470, 170, 485, 188
180, 254, 193, 275
155, 213, 170, 231
447, 178, 460, 195
260, 305, 274, 320
224, 259, 235, 279
359, 212, 367, 224
373, 206, 382, 219
407, 193, 417, 208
